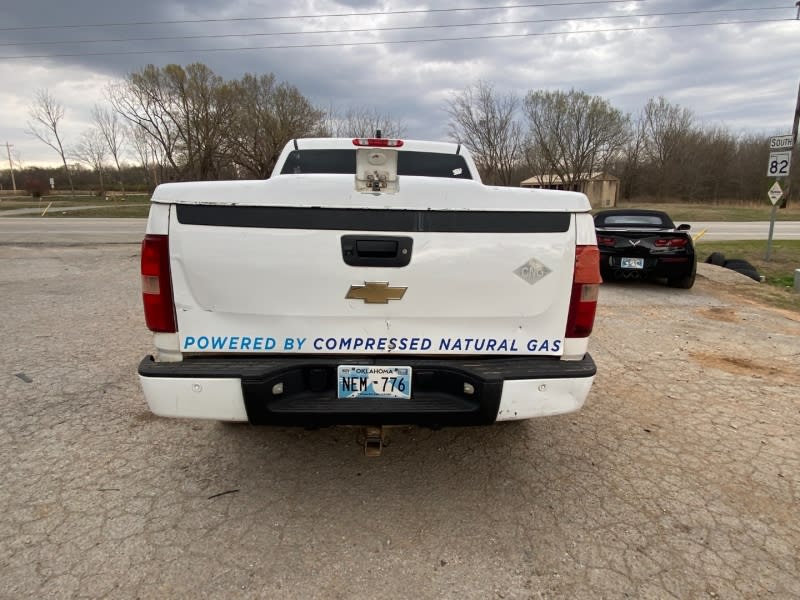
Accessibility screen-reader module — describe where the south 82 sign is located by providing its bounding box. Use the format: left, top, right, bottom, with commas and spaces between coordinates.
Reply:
767, 151, 791, 177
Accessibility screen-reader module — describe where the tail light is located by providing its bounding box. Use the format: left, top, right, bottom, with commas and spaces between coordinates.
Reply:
352, 138, 404, 147
141, 234, 176, 333
596, 235, 616, 246
565, 245, 602, 338
654, 237, 688, 248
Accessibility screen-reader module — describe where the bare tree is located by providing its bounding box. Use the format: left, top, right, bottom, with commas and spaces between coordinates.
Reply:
72, 128, 109, 192
93, 103, 126, 192
641, 97, 694, 198
27, 89, 75, 195
446, 81, 523, 186
109, 63, 234, 181
227, 74, 326, 178
324, 105, 407, 139
523, 89, 629, 188
129, 125, 163, 188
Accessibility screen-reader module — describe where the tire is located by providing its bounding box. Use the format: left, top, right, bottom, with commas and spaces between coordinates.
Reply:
668, 259, 697, 289
705, 252, 725, 266
722, 259, 761, 282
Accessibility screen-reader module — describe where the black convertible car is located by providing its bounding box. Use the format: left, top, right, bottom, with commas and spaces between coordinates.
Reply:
594, 209, 696, 289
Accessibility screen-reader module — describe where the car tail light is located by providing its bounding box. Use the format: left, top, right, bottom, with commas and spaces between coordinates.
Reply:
141, 234, 176, 333
352, 138, 404, 148
654, 237, 688, 248
596, 235, 615, 246
565, 245, 602, 338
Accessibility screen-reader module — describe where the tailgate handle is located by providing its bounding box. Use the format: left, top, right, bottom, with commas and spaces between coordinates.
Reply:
341, 235, 413, 267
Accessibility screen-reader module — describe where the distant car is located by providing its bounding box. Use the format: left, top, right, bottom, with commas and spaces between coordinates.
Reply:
594, 209, 696, 289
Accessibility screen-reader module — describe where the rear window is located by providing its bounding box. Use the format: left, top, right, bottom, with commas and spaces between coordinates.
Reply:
279, 149, 472, 179
596, 212, 674, 228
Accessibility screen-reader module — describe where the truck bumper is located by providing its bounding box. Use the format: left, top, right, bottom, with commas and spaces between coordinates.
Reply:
138, 354, 596, 426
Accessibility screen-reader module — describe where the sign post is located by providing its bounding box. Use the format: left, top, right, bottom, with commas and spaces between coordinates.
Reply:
765, 181, 783, 260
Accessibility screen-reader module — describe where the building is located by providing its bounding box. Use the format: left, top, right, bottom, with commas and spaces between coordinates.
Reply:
520, 172, 619, 208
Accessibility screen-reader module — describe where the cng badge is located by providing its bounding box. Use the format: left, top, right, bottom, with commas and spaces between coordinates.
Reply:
346, 281, 407, 304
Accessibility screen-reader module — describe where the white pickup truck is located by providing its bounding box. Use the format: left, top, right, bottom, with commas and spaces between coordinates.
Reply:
138, 137, 600, 430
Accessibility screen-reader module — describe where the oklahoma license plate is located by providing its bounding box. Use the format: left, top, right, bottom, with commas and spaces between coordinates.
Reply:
621, 257, 644, 269
337, 366, 412, 400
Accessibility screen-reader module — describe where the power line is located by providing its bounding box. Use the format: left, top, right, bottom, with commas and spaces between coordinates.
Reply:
0, 0, 645, 32
0, 7, 789, 48
1, 18, 793, 60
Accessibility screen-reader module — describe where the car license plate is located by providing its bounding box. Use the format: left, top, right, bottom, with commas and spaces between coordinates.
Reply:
621, 257, 644, 269
337, 366, 412, 400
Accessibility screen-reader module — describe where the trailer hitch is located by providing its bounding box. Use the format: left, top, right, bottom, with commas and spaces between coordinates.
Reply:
363, 426, 385, 457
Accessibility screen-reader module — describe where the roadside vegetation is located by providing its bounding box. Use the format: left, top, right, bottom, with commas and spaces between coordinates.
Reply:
695, 240, 800, 312
616, 201, 800, 223
0, 194, 150, 218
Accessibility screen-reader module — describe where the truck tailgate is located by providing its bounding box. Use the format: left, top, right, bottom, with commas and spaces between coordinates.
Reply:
168, 204, 576, 356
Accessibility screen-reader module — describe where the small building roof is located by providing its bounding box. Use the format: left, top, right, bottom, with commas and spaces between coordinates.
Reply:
520, 172, 619, 186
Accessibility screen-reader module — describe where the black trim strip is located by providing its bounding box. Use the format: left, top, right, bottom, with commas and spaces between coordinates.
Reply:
292, 138, 298, 150
176, 204, 570, 233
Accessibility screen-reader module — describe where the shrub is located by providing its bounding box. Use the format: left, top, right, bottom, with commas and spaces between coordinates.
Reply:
23, 178, 49, 198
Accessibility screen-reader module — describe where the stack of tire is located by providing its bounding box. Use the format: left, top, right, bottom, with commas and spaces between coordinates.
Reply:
705, 252, 761, 282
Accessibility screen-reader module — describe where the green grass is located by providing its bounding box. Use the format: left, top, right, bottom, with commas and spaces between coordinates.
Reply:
1, 195, 150, 217
39, 204, 150, 218
615, 201, 800, 222
695, 239, 800, 312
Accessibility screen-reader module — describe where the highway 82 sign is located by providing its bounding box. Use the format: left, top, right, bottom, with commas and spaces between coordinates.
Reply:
767, 151, 791, 177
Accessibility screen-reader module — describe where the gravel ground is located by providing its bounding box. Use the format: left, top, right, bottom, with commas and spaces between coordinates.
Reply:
0, 244, 798, 599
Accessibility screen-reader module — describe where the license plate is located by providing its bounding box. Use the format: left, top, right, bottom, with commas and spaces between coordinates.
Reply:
337, 366, 412, 400
621, 257, 644, 269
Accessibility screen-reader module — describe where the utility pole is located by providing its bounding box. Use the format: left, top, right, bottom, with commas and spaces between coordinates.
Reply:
780, 78, 799, 208
4, 142, 16, 192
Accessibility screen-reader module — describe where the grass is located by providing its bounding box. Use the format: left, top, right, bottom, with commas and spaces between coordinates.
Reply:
695, 239, 800, 312
615, 200, 800, 222
0, 194, 150, 218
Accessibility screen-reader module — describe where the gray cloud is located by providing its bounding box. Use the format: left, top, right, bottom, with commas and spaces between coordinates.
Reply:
1, 0, 798, 164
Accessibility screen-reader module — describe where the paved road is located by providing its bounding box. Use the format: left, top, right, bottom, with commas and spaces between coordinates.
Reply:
1, 244, 798, 598
688, 221, 800, 240
0, 217, 146, 244
1, 217, 799, 244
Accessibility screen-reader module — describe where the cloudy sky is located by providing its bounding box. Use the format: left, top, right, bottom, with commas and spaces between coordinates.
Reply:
1, 0, 798, 166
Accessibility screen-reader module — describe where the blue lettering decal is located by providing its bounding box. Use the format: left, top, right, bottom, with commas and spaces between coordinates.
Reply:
284, 338, 295, 350
527, 339, 538, 352
240, 336, 252, 350
421, 338, 432, 351
339, 338, 352, 350
552, 340, 561, 352
296, 338, 306, 350
264, 337, 276, 350
486, 339, 497, 351
474, 339, 486, 351
510, 339, 518, 352
498, 339, 508, 352
183, 336, 196, 349
313, 338, 323, 350
229, 336, 239, 350
398, 338, 408, 350
376, 338, 386, 351
388, 338, 397, 350
409, 337, 420, 351
197, 336, 209, 350
211, 336, 227, 350
439, 338, 450, 351
451, 338, 462, 351
364, 338, 375, 350
539, 340, 548, 352
253, 337, 264, 350
353, 338, 364, 350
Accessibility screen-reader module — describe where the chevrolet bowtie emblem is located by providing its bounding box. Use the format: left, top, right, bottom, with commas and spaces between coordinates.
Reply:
346, 282, 407, 304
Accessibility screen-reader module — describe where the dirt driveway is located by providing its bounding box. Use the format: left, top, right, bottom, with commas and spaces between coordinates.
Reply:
1, 245, 798, 599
